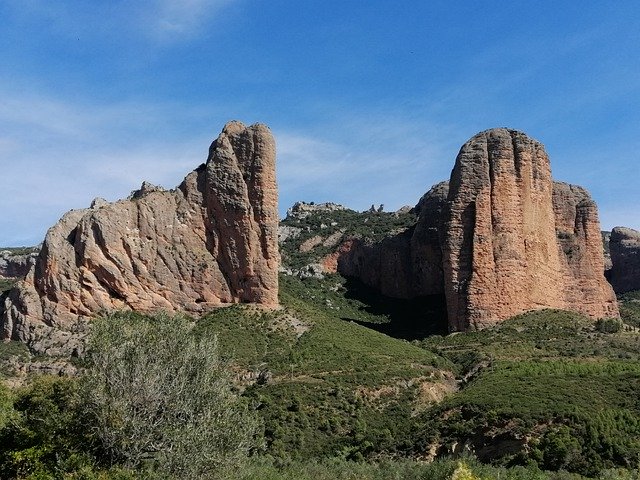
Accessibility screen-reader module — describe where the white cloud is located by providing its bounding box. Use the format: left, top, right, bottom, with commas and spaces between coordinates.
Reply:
274, 116, 458, 215
0, 87, 221, 246
147, 0, 238, 40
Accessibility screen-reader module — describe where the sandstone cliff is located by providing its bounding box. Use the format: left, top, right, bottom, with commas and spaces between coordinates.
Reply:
335, 128, 618, 330
2, 121, 279, 350
608, 226, 640, 293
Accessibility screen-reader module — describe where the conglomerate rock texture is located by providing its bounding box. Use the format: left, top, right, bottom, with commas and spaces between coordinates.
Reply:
1, 121, 279, 350
442, 129, 617, 330
608, 227, 640, 293
337, 128, 618, 331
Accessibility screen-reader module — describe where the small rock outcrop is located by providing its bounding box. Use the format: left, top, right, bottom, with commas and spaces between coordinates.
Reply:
2, 121, 279, 350
0, 250, 38, 279
286, 201, 347, 220
336, 128, 618, 330
608, 227, 640, 293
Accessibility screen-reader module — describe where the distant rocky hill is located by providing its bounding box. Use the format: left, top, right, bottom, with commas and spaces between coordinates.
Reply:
0, 248, 39, 279
607, 227, 640, 293
1, 121, 279, 352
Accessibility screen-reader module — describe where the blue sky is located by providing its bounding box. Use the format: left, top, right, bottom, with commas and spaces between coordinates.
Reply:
1, 1, 639, 246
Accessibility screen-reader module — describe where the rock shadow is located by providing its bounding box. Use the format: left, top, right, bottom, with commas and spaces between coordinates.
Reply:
340, 276, 448, 340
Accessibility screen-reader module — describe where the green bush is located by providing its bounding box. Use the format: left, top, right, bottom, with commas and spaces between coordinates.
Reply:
82, 312, 261, 479
618, 291, 640, 328
0, 278, 16, 294
0, 375, 92, 479
596, 318, 623, 334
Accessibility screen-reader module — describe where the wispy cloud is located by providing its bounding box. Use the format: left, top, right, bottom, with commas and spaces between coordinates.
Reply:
275, 114, 459, 215
151, 0, 237, 37
0, 87, 219, 246
3, 0, 240, 44
0, 84, 460, 246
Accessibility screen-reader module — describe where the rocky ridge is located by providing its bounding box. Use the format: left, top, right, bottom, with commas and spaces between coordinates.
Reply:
0, 249, 38, 279
286, 201, 347, 220
1, 121, 279, 352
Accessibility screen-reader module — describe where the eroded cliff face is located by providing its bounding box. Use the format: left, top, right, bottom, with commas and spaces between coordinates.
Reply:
336, 182, 448, 298
443, 129, 617, 330
2, 121, 279, 350
608, 227, 640, 293
336, 128, 618, 331
551, 183, 619, 319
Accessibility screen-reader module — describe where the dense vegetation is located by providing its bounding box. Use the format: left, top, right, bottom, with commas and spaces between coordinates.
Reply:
210, 286, 640, 478
618, 290, 640, 327
1, 288, 640, 478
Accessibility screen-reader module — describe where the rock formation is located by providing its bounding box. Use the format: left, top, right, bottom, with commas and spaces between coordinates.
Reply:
0, 249, 38, 279
608, 227, 640, 293
285, 201, 347, 220
2, 121, 279, 350
442, 130, 617, 329
602, 231, 613, 271
337, 128, 618, 330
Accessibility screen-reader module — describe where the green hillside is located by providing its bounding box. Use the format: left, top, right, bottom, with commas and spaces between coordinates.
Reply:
1, 279, 640, 478
190, 281, 640, 477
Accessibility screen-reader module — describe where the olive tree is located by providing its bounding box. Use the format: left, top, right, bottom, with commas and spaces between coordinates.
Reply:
82, 312, 260, 479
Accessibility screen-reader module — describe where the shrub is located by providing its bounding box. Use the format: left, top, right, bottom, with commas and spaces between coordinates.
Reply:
0, 376, 92, 479
596, 318, 623, 334
82, 312, 261, 479
451, 461, 484, 480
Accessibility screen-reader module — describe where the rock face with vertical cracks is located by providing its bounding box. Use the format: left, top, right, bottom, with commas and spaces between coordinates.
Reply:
608, 227, 640, 293
442, 128, 617, 329
2, 121, 279, 351
337, 128, 618, 331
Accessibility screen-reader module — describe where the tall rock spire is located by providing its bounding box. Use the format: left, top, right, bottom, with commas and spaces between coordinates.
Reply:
441, 128, 618, 329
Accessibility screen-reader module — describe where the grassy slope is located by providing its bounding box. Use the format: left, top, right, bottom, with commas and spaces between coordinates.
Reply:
1, 280, 639, 477
193, 275, 452, 460
192, 273, 640, 475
